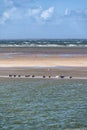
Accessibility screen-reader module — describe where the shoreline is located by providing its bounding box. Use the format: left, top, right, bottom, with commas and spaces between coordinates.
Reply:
0, 75, 87, 80
0, 66, 87, 79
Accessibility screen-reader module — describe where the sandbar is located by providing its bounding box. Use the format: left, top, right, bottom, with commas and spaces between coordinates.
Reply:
0, 47, 87, 78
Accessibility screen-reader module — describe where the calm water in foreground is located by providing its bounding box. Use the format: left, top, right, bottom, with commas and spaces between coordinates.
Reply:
0, 78, 87, 130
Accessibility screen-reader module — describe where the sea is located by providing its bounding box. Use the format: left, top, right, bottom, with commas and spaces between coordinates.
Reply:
0, 79, 87, 130
0, 39, 87, 130
0, 39, 87, 47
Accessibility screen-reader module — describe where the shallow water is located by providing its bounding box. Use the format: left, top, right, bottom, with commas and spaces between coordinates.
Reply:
0, 78, 87, 130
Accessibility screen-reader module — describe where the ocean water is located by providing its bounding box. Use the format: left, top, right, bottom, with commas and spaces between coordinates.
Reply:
0, 39, 87, 47
0, 78, 87, 130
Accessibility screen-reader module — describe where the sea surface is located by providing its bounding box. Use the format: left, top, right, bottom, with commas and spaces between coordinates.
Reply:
0, 78, 87, 130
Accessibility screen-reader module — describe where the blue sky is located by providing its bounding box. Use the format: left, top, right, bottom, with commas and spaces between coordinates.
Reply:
0, 0, 87, 39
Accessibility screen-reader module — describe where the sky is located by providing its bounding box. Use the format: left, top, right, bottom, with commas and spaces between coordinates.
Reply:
0, 0, 87, 39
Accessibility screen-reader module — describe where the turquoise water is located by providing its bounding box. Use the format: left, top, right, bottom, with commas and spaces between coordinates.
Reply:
0, 78, 87, 130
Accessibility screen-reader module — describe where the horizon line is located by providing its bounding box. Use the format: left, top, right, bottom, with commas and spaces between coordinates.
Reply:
0, 38, 87, 40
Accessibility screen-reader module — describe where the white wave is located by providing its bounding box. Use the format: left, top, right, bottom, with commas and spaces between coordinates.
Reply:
0, 43, 87, 47
67, 44, 77, 47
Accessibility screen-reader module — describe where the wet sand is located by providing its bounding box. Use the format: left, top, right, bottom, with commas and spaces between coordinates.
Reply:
0, 67, 87, 78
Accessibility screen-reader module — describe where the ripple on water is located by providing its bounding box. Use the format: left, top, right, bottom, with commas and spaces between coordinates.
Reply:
0, 79, 87, 129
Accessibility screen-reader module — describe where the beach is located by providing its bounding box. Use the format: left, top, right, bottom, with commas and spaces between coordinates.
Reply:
0, 47, 87, 78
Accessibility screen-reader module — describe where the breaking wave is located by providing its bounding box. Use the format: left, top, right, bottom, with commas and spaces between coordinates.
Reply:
0, 39, 87, 47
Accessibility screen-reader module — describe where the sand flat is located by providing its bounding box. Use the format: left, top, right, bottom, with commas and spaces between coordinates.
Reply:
0, 47, 87, 77
0, 54, 87, 67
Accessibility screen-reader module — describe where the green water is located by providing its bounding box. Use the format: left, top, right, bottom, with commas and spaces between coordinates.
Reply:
0, 79, 87, 130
